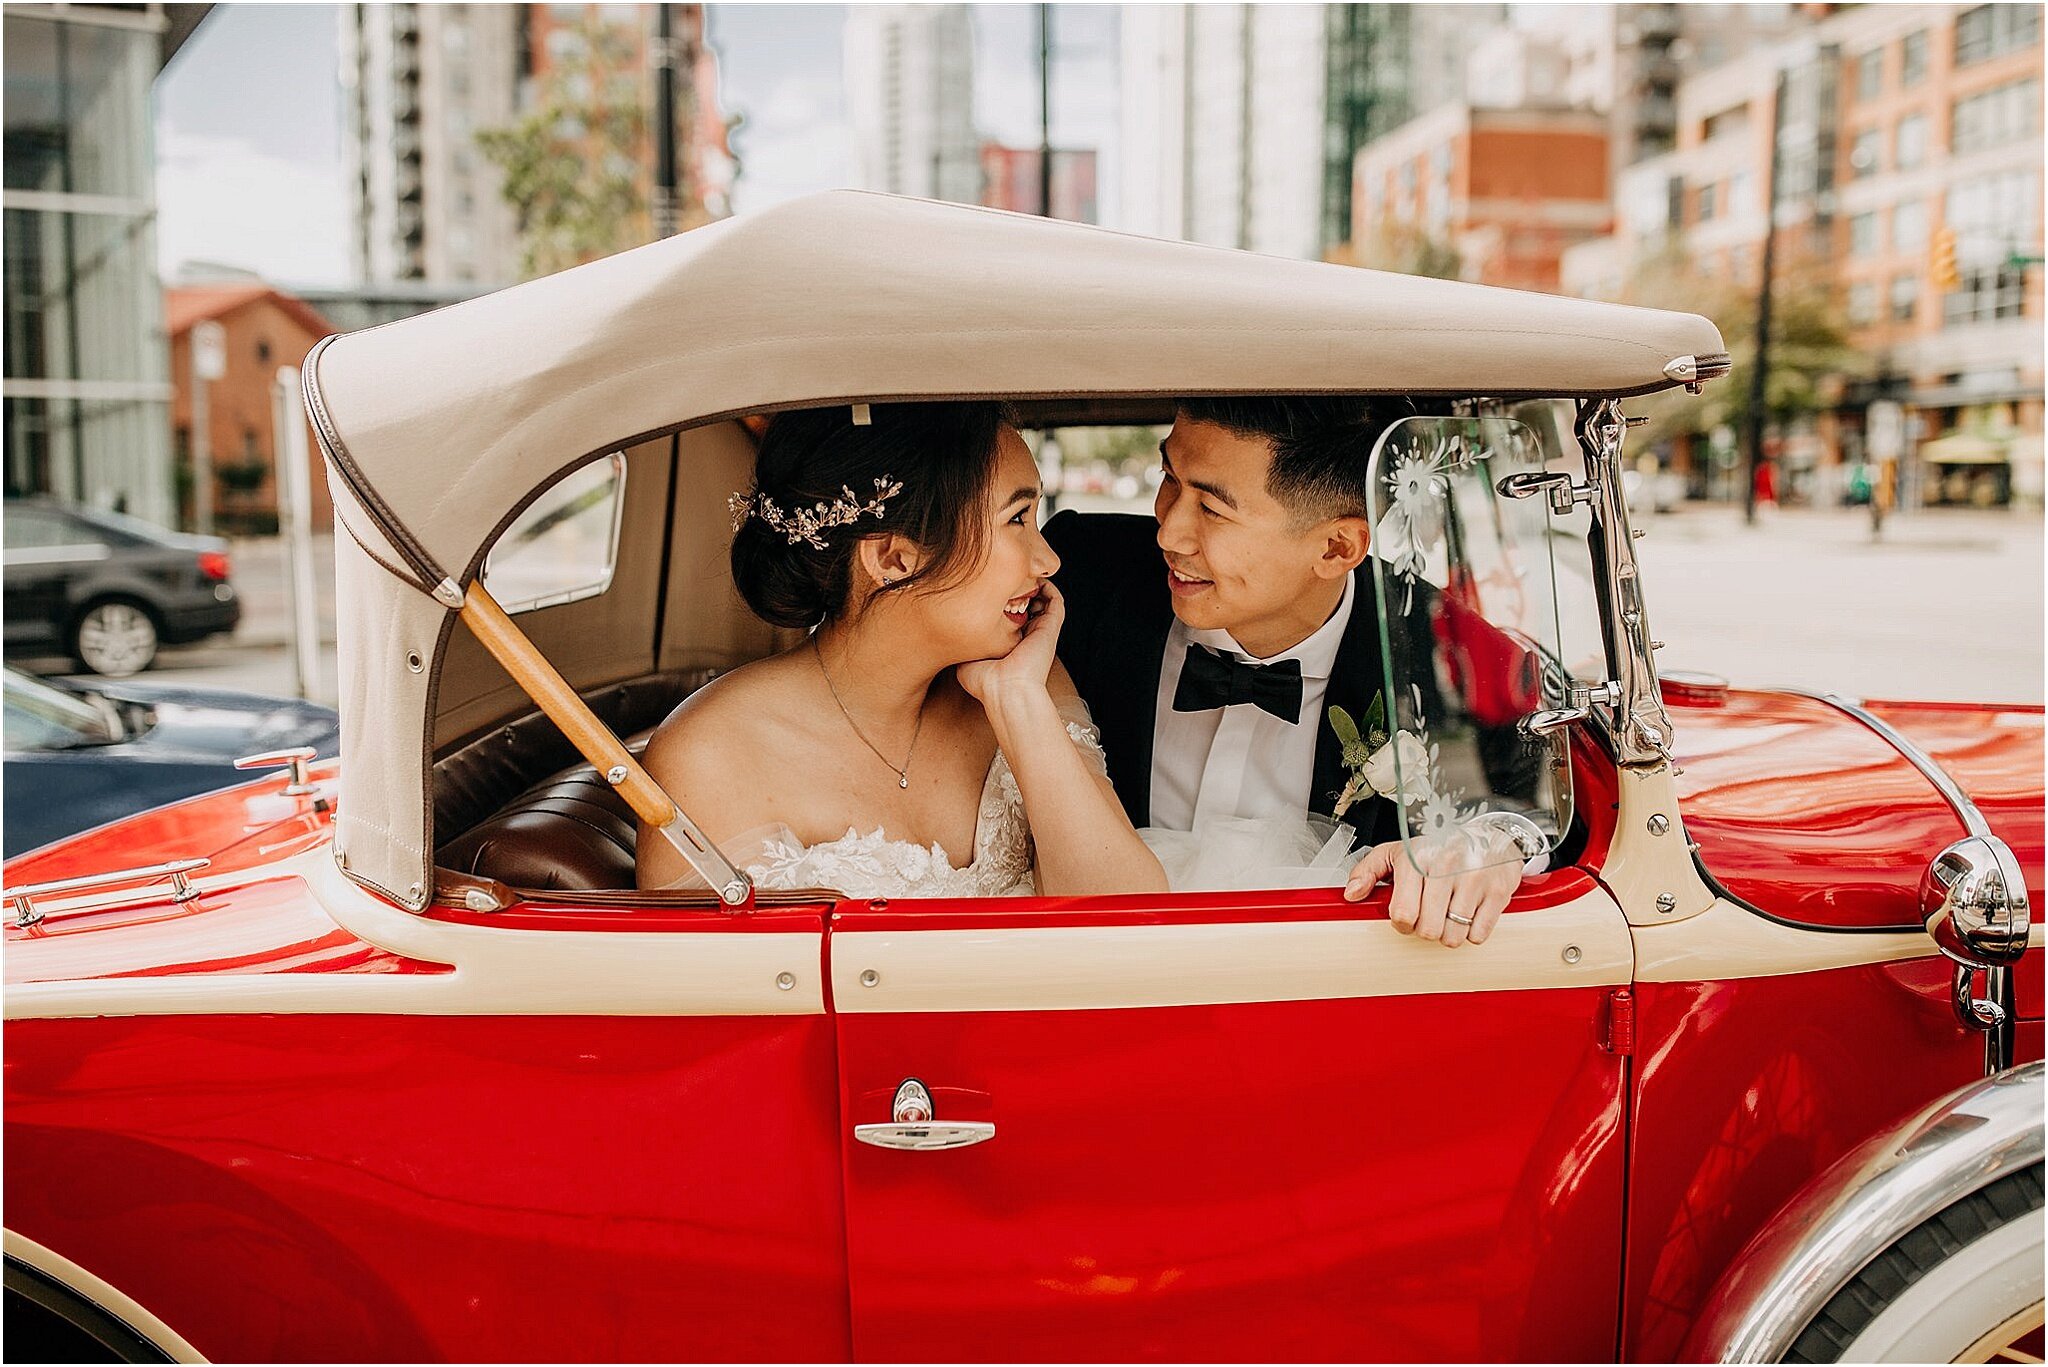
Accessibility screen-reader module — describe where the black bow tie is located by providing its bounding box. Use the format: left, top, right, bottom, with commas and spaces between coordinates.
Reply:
1172, 645, 1304, 724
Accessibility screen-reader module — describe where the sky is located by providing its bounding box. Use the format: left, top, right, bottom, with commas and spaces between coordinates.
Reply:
156, 3, 1123, 288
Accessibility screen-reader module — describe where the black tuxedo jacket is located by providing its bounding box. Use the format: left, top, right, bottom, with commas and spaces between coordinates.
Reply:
1044, 510, 1404, 846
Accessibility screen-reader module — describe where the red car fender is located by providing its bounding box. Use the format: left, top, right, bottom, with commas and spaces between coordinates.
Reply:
1679, 1062, 2044, 1363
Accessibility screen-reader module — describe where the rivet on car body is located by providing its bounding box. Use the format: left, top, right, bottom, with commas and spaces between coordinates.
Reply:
1656, 893, 1678, 914
406, 652, 423, 672
776, 972, 796, 990
860, 969, 880, 988
1562, 945, 1583, 965
463, 889, 499, 912
1647, 815, 1670, 836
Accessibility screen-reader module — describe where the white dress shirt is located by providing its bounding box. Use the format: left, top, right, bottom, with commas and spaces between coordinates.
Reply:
1145, 576, 1549, 875
1148, 576, 1355, 831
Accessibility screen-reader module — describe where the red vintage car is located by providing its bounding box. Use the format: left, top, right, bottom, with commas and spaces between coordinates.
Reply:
5, 194, 2040, 1364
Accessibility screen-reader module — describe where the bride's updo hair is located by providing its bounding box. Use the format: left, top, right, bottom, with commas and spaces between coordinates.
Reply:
731, 401, 1012, 629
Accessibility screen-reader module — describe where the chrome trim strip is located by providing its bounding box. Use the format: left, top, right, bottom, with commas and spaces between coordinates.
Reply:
1684, 1062, 2044, 1363
1775, 687, 1991, 837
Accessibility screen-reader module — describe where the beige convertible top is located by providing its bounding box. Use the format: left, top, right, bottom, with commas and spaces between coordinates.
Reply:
307, 189, 1723, 596
304, 190, 1727, 909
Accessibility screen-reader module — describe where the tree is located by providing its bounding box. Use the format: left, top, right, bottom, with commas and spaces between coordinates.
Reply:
1619, 240, 1866, 453
1332, 220, 1464, 280
476, 17, 649, 280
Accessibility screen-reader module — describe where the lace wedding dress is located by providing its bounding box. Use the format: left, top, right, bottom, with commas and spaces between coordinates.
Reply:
663, 712, 1109, 899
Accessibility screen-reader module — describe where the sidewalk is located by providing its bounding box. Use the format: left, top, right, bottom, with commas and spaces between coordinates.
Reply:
225, 532, 337, 649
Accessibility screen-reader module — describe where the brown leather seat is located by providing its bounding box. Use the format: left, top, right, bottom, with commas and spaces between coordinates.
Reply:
436, 765, 639, 891
435, 723, 661, 892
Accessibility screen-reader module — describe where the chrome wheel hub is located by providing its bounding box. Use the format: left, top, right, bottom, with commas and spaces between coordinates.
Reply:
77, 603, 156, 676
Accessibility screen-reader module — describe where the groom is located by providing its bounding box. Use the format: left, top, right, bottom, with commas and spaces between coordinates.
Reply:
1044, 396, 1537, 949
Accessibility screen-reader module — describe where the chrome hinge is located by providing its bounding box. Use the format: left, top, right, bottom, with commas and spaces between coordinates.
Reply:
1497, 469, 1598, 515
1603, 988, 1636, 1056
1521, 680, 1624, 738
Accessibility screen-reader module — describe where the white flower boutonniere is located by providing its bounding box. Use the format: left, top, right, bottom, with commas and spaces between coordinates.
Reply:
1328, 694, 1437, 818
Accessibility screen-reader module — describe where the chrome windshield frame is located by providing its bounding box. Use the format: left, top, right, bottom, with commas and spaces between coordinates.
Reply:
1574, 398, 1678, 768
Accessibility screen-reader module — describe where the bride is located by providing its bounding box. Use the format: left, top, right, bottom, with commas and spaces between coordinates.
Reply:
636, 401, 1169, 898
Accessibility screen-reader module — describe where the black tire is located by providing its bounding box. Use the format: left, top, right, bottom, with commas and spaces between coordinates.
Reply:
67, 597, 160, 677
2, 1260, 171, 1363
1787, 1163, 2045, 1363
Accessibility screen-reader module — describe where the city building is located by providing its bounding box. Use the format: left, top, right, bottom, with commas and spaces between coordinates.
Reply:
1561, 4, 2043, 506
342, 2, 731, 287
166, 284, 336, 533
3, 2, 210, 526
843, 5, 978, 204
1353, 103, 1613, 291
1120, 4, 1500, 261
978, 143, 1098, 223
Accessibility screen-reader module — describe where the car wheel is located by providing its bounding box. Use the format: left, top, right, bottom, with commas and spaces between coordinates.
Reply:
70, 599, 159, 677
1786, 1164, 2044, 1363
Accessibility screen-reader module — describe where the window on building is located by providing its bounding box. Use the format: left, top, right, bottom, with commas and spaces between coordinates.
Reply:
1849, 211, 1879, 256
1847, 281, 1880, 325
1697, 181, 1718, 222
1895, 113, 1930, 170
1901, 29, 1929, 86
1730, 168, 1754, 216
1702, 104, 1748, 141
1893, 198, 1929, 253
1944, 265, 2028, 323
1854, 49, 1884, 101
1955, 4, 2039, 67
1952, 78, 2042, 156
1947, 169, 2044, 267
1849, 127, 1882, 177
1890, 272, 1920, 322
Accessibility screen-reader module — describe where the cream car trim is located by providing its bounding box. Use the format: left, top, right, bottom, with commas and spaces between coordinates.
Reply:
832, 886, 1632, 1015
1602, 763, 1720, 926
3, 1230, 206, 1363
5, 851, 826, 1021
1634, 898, 1938, 982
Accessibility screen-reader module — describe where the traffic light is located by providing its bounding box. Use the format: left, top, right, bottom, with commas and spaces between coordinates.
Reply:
1930, 226, 1961, 293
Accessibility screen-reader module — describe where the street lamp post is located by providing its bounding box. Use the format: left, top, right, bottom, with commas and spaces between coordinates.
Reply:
189, 319, 226, 534
1038, 3, 1053, 218
651, 4, 679, 240
1742, 65, 1789, 528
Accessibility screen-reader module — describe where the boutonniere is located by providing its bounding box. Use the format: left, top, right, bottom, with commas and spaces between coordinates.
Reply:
1328, 693, 1433, 818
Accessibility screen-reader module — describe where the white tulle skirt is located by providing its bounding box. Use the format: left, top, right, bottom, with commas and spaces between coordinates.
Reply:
1137, 814, 1366, 892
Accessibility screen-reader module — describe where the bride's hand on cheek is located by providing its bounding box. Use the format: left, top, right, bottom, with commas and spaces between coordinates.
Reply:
956, 582, 1064, 709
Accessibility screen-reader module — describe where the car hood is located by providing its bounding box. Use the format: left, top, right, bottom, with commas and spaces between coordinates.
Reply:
0, 761, 417, 986
84, 680, 339, 763
1667, 687, 2043, 932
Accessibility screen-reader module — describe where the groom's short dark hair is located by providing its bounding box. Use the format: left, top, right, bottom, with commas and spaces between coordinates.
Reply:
1176, 395, 1419, 524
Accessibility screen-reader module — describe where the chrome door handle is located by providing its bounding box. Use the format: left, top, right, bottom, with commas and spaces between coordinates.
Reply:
854, 1078, 995, 1152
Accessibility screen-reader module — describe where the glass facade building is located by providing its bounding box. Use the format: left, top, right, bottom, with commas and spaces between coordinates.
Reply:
4, 5, 174, 525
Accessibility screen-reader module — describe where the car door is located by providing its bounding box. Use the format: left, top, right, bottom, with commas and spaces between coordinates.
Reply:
3, 504, 104, 649
830, 416, 1631, 1361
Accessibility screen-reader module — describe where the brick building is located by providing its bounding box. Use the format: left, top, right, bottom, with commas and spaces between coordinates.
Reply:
978, 144, 1099, 222
1562, 4, 2043, 506
1352, 103, 1613, 291
166, 285, 336, 533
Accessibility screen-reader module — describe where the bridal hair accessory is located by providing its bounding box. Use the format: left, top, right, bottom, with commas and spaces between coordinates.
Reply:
728, 476, 904, 550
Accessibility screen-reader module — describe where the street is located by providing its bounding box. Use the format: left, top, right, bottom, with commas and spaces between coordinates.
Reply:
23, 503, 2041, 708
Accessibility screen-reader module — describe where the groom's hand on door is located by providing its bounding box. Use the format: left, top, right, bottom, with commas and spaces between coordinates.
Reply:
1343, 840, 1519, 949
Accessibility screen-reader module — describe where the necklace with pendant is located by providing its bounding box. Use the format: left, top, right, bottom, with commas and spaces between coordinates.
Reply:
814, 638, 924, 789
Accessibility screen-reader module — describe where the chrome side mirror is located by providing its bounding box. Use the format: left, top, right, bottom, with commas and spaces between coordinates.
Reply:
1922, 835, 2031, 969
1922, 835, 2030, 1066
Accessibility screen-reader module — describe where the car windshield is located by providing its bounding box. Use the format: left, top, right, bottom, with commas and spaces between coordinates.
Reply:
3, 670, 117, 750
